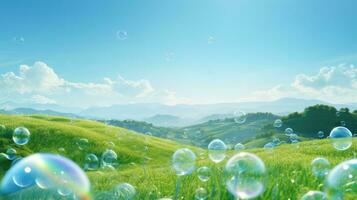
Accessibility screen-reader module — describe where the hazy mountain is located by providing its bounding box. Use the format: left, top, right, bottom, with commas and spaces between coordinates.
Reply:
0, 107, 78, 118
144, 114, 195, 127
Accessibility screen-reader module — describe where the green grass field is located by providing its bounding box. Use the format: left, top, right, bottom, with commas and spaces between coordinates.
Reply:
0, 114, 356, 199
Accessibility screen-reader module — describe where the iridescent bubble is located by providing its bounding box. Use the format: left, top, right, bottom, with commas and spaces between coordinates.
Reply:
113, 183, 136, 200
116, 30, 128, 40
273, 119, 283, 128
195, 187, 208, 200
325, 159, 356, 199
329, 126, 352, 151
101, 149, 118, 168
76, 138, 89, 150
285, 128, 294, 136
225, 152, 267, 199
234, 143, 245, 151
6, 148, 17, 160
84, 154, 99, 171
233, 111, 247, 124
317, 131, 325, 139
301, 191, 327, 200
172, 148, 196, 176
197, 166, 211, 182
311, 157, 330, 178
13, 127, 30, 145
0, 153, 90, 198
208, 139, 227, 163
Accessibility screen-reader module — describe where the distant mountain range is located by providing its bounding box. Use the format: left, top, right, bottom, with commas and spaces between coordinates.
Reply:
1, 98, 357, 127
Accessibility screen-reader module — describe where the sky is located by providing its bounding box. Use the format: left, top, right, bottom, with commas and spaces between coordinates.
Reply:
1, 0, 357, 108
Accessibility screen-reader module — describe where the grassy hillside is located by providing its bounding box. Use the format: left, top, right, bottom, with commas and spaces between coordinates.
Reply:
0, 114, 356, 199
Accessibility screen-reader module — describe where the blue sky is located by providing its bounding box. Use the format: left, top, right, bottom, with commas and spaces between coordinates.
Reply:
1, 0, 357, 107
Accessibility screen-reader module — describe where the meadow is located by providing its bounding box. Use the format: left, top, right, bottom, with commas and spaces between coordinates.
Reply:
0, 114, 356, 199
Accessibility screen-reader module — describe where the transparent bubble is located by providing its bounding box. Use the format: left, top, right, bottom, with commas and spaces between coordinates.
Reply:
0, 124, 6, 134
272, 138, 281, 146
273, 119, 283, 128
172, 148, 196, 176
6, 148, 17, 160
233, 111, 247, 124
264, 142, 275, 149
76, 138, 89, 150
285, 128, 294, 136
317, 131, 325, 139
195, 187, 208, 200
116, 30, 128, 40
106, 141, 115, 148
207, 36, 215, 44
13, 127, 30, 145
301, 191, 327, 200
234, 143, 245, 151
311, 157, 330, 178
289, 133, 299, 141
11, 157, 22, 167
0, 153, 90, 198
101, 149, 118, 168
197, 166, 211, 182
84, 154, 99, 171
329, 126, 352, 151
165, 52, 175, 62
113, 183, 136, 200
208, 139, 227, 163
326, 159, 356, 199
225, 152, 266, 199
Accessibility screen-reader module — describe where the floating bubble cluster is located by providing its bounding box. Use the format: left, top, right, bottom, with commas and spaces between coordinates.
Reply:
195, 187, 208, 200
329, 126, 352, 151
300, 191, 327, 200
197, 166, 211, 182
311, 157, 330, 178
225, 152, 266, 199
12, 127, 30, 145
234, 143, 245, 151
113, 183, 136, 200
172, 148, 196, 176
0, 153, 90, 199
233, 111, 247, 124
273, 119, 283, 128
325, 159, 356, 199
208, 139, 227, 163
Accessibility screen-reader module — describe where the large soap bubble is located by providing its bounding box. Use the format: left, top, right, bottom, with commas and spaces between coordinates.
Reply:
113, 183, 136, 200
329, 126, 352, 150
172, 148, 196, 176
0, 153, 90, 199
311, 157, 330, 178
225, 152, 266, 199
325, 159, 356, 199
208, 139, 227, 163
300, 191, 327, 200
12, 127, 30, 145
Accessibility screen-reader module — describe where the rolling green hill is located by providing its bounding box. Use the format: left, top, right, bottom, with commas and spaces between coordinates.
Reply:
0, 114, 356, 199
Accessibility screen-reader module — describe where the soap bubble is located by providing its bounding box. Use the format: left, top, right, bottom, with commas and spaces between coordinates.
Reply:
301, 191, 327, 200
325, 159, 356, 199
6, 148, 17, 160
311, 157, 330, 178
317, 131, 325, 139
329, 126, 352, 150
197, 166, 211, 182
76, 138, 89, 150
116, 30, 128, 40
13, 127, 30, 145
113, 183, 136, 200
208, 139, 227, 163
101, 149, 118, 168
172, 148, 196, 176
0, 124, 6, 134
289, 133, 299, 141
273, 119, 283, 128
84, 154, 99, 171
234, 143, 245, 151
195, 187, 208, 200
285, 128, 294, 136
0, 153, 90, 199
272, 138, 281, 146
225, 152, 267, 199
233, 111, 247, 124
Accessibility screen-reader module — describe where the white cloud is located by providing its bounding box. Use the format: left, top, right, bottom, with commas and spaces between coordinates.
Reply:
248, 64, 357, 103
0, 61, 190, 107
